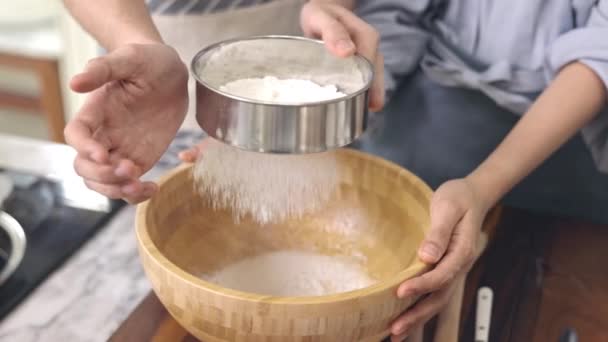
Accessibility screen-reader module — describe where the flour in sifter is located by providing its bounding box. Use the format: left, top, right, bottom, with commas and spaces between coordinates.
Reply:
219, 76, 346, 103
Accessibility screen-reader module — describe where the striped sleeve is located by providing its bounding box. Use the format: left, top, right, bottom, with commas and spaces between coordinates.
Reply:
147, 0, 274, 15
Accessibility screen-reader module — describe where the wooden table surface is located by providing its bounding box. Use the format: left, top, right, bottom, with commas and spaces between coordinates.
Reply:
110, 207, 608, 342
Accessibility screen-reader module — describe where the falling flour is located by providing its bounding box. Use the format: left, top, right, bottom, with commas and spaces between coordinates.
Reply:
203, 251, 376, 296
194, 77, 345, 224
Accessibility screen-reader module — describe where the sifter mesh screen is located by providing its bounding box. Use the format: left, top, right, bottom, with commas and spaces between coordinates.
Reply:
193, 37, 370, 96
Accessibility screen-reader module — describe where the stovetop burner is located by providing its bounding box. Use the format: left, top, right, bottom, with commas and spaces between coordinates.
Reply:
0, 168, 124, 320
0, 228, 9, 270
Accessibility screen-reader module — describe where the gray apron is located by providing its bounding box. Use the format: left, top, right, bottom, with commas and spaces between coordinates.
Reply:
152, 0, 304, 131
153, 0, 305, 166
353, 71, 608, 224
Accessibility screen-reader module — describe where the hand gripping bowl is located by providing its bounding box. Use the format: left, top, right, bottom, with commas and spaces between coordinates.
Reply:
135, 149, 432, 342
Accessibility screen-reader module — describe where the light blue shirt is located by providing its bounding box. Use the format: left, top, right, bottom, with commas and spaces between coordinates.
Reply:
357, 0, 608, 172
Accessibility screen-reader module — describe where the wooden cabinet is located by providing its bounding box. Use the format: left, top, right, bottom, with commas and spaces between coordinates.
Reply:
0, 51, 65, 142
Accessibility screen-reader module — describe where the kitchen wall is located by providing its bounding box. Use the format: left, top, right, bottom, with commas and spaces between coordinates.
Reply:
0, 0, 97, 140
1, 1, 304, 140
58, 7, 98, 121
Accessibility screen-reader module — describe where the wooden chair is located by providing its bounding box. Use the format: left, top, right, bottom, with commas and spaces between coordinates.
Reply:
0, 24, 66, 143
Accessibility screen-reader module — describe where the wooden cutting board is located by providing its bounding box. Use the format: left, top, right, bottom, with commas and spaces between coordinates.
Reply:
109, 207, 608, 342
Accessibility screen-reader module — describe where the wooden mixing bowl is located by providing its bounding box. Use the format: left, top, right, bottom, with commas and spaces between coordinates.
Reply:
136, 148, 432, 342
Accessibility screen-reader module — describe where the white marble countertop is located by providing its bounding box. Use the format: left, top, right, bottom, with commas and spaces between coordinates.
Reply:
0, 133, 173, 342
0, 206, 150, 342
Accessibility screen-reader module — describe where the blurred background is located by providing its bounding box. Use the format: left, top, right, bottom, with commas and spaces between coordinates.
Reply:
0, 0, 95, 142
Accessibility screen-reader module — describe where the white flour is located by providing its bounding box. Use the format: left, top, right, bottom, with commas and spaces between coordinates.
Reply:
220, 76, 345, 103
194, 77, 343, 224
194, 140, 338, 223
203, 251, 375, 296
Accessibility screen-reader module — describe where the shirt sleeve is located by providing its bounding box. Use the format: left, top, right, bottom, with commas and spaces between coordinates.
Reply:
546, 1, 608, 173
356, 0, 432, 100
546, 1, 608, 88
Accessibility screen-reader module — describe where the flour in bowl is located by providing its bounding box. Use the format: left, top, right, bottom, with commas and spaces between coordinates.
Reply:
203, 251, 376, 296
219, 76, 346, 103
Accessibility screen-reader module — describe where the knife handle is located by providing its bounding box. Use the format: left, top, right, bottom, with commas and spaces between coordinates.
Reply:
475, 287, 493, 342
558, 328, 578, 342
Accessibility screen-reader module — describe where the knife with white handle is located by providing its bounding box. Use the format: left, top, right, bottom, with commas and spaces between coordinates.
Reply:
475, 287, 493, 342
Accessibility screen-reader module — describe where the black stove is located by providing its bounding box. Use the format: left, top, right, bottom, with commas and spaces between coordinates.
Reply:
0, 168, 124, 320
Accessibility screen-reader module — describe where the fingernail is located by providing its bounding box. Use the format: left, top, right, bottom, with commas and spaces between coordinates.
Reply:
122, 183, 138, 195
91, 151, 106, 163
178, 150, 195, 162
392, 322, 407, 335
398, 286, 414, 299
419, 243, 440, 262
336, 39, 355, 51
115, 164, 131, 177
143, 184, 157, 196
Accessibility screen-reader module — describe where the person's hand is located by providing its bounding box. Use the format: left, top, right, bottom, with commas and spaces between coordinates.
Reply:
177, 137, 212, 163
300, 1, 385, 111
389, 178, 489, 341
65, 43, 189, 204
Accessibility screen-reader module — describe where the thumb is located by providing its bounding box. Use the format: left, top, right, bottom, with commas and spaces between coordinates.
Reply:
419, 199, 464, 264
301, 4, 355, 57
70, 46, 141, 93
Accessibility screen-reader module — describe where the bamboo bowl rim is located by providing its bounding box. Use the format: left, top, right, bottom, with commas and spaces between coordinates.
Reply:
136, 148, 432, 305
